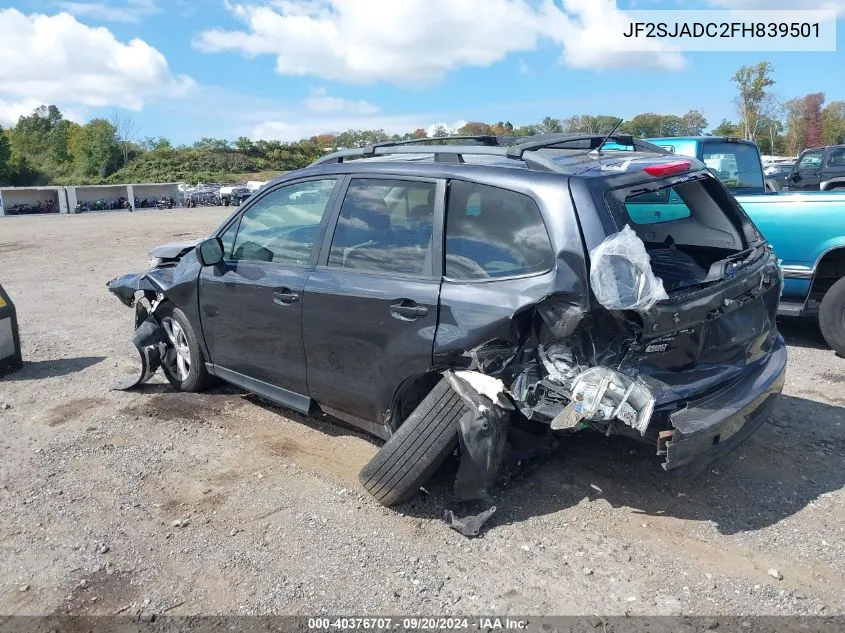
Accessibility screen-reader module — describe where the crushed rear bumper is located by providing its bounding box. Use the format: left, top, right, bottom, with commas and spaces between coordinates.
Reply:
662, 335, 787, 476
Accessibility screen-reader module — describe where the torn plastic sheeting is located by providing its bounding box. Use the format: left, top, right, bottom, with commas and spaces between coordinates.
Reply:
538, 342, 585, 385
552, 366, 655, 435
589, 224, 668, 312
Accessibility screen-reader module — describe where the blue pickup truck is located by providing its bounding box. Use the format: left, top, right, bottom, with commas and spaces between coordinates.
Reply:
644, 137, 845, 356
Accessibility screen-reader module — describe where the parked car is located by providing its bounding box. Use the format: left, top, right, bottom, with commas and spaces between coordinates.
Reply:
649, 136, 845, 356
218, 186, 252, 206
108, 134, 786, 508
787, 144, 845, 192
763, 162, 795, 190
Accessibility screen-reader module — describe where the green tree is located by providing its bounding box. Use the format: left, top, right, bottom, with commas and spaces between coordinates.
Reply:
625, 113, 681, 138
73, 118, 120, 178
140, 136, 173, 152
731, 61, 775, 140
0, 126, 11, 185
538, 116, 562, 134
431, 124, 450, 138
679, 110, 708, 136
712, 119, 741, 137
193, 137, 231, 152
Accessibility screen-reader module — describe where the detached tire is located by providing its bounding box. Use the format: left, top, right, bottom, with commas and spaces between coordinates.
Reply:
819, 277, 845, 357
359, 379, 464, 506
158, 304, 215, 392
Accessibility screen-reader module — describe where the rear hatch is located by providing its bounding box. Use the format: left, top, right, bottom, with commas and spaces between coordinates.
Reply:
581, 160, 783, 404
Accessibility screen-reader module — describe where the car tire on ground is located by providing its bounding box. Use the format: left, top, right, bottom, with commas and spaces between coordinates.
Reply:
819, 276, 845, 357
157, 304, 215, 392
358, 378, 464, 506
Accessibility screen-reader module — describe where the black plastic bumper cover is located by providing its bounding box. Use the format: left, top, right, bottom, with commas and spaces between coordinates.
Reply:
0, 283, 23, 378
663, 335, 787, 476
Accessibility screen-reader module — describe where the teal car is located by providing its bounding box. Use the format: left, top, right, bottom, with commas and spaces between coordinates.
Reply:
645, 136, 845, 356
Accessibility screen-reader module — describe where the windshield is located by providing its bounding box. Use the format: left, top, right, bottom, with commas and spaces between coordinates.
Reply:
701, 142, 764, 193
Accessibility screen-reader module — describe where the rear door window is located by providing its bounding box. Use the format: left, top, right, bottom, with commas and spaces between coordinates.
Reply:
445, 180, 554, 280
826, 147, 845, 166
327, 178, 436, 276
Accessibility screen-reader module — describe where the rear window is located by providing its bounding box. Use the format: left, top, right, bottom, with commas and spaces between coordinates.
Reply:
605, 177, 750, 253
701, 142, 764, 192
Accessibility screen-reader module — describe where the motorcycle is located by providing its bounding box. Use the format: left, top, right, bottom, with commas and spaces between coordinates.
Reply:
156, 196, 173, 210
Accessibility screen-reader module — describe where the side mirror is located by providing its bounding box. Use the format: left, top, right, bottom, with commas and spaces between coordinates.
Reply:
197, 237, 224, 266
791, 172, 801, 181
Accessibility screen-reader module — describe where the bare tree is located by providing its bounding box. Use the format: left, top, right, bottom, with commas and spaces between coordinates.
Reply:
111, 112, 137, 166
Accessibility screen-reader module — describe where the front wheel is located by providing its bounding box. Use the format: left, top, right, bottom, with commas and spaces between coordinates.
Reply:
158, 305, 215, 391
819, 277, 845, 357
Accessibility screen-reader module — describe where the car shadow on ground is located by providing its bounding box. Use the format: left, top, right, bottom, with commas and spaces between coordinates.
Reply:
4, 356, 105, 381
778, 316, 829, 351
399, 393, 845, 536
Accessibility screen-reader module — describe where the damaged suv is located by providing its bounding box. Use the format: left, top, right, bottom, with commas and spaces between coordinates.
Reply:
108, 134, 786, 510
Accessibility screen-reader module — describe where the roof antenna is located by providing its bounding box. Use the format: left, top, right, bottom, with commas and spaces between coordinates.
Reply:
593, 117, 624, 156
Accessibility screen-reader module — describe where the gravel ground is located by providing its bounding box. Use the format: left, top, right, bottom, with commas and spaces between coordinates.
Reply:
0, 208, 843, 617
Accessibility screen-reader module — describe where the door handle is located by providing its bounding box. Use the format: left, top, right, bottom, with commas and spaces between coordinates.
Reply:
273, 288, 300, 306
390, 301, 428, 321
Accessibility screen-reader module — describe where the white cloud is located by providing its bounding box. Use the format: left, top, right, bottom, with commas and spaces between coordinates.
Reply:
56, 0, 161, 23
549, 0, 684, 71
195, 0, 684, 85
706, 0, 845, 15
0, 8, 194, 124
304, 87, 380, 115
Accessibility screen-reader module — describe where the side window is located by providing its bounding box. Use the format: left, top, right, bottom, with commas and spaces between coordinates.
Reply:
445, 180, 554, 280
231, 179, 337, 265
327, 179, 436, 276
219, 219, 239, 258
799, 150, 823, 169
827, 147, 845, 166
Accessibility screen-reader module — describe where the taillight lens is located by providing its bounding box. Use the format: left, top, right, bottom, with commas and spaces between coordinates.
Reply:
643, 160, 691, 177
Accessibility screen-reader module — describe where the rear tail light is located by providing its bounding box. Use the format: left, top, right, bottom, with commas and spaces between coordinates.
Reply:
643, 160, 691, 177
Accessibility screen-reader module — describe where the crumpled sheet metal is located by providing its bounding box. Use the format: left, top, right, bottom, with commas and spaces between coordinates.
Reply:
589, 224, 669, 312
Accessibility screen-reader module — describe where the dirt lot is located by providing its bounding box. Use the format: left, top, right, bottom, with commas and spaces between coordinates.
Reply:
0, 208, 843, 617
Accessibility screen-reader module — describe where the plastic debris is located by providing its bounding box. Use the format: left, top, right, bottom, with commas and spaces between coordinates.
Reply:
443, 506, 497, 537
589, 224, 669, 311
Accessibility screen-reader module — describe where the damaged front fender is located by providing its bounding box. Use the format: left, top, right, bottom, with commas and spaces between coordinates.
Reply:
106, 272, 159, 307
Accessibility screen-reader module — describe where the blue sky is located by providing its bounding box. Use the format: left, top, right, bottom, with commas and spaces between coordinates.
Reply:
1, 0, 843, 144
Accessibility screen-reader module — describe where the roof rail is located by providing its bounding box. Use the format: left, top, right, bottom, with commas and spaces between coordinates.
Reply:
309, 132, 671, 171
504, 133, 672, 159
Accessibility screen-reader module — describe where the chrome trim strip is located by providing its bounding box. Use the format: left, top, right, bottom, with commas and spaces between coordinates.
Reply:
780, 266, 814, 280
